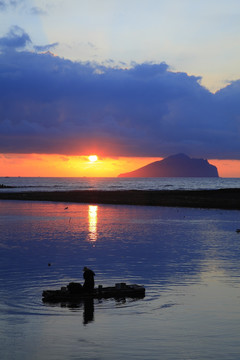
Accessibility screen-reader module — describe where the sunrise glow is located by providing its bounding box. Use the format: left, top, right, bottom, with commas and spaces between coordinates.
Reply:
0, 154, 240, 178
88, 155, 98, 162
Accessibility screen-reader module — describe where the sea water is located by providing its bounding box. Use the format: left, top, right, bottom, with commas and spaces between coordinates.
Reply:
0, 200, 240, 360
0, 176, 240, 192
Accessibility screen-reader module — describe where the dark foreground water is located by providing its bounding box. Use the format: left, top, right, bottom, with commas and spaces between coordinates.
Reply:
0, 200, 240, 360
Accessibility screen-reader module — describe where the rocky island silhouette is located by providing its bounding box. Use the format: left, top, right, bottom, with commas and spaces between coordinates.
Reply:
118, 154, 219, 178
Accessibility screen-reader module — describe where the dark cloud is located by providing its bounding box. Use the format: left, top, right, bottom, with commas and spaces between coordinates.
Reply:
0, 26, 31, 50
0, 29, 240, 159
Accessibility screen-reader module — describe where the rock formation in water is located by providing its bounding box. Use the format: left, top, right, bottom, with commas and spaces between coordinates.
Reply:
118, 154, 219, 178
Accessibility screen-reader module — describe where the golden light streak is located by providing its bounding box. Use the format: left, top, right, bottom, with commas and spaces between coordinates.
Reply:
88, 205, 98, 242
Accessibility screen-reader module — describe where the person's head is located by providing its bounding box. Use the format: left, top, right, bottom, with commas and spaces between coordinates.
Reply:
83, 266, 88, 271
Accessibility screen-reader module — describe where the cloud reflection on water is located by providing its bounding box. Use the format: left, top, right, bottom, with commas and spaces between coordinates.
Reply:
1, 201, 240, 360
1, 201, 240, 289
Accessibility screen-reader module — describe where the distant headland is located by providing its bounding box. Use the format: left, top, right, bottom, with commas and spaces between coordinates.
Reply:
118, 154, 219, 178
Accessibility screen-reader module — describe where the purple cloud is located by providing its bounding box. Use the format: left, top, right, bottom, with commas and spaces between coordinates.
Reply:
0, 28, 240, 159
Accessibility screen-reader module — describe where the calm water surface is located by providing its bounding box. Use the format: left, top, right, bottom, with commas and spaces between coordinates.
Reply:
1, 176, 240, 192
0, 200, 240, 359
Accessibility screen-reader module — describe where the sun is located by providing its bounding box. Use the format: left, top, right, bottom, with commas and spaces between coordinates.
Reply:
88, 155, 98, 162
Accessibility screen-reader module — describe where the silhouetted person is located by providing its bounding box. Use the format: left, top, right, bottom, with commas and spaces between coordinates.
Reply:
83, 266, 95, 292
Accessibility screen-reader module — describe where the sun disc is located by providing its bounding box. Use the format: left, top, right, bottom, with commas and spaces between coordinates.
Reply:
88, 155, 98, 162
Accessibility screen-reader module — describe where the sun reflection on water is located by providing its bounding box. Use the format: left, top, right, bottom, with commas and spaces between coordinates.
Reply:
88, 205, 98, 242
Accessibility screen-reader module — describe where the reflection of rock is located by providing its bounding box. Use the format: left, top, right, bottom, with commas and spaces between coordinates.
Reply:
118, 153, 219, 177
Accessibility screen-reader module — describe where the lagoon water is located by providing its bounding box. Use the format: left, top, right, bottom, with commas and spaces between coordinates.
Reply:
1, 199, 240, 359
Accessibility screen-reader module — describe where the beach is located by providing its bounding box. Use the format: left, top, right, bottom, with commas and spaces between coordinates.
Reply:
0, 188, 240, 209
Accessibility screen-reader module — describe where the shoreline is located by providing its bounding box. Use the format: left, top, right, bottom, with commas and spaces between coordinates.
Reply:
0, 189, 240, 210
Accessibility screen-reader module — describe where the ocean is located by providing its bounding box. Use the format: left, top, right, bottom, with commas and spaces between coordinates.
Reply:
1, 176, 240, 192
1, 178, 240, 359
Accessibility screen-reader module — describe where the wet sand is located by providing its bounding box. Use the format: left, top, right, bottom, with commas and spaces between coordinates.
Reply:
0, 189, 240, 209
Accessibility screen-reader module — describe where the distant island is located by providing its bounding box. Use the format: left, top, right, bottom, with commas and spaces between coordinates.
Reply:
118, 154, 219, 178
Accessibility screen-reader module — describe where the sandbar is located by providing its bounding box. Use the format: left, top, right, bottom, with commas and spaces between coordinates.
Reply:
0, 189, 240, 209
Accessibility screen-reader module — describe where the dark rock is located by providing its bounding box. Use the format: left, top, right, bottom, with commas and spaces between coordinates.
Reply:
42, 283, 145, 302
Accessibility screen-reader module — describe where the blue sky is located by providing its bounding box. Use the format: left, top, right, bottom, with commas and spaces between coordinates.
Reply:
0, 0, 240, 161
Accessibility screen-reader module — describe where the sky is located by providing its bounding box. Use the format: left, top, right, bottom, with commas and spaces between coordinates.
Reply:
0, 0, 240, 177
